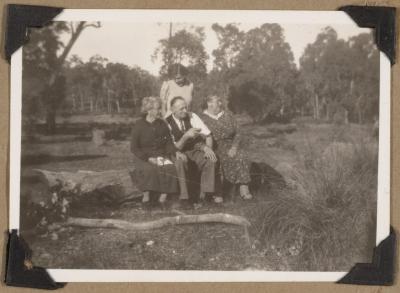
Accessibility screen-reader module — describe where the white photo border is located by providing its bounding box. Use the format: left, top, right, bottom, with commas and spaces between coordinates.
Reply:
9, 9, 391, 282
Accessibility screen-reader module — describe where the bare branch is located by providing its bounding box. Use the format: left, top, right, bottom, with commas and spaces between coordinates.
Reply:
83, 22, 101, 29
56, 22, 90, 66
69, 21, 75, 35
65, 214, 251, 231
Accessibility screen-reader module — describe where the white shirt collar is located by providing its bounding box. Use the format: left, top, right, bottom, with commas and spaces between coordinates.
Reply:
172, 114, 185, 130
203, 110, 224, 120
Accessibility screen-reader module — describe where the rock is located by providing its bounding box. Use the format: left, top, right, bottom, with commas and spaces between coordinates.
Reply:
249, 162, 287, 193
51, 232, 58, 241
92, 129, 106, 146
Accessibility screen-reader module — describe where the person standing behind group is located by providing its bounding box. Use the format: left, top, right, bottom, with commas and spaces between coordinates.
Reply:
200, 95, 253, 200
160, 63, 194, 117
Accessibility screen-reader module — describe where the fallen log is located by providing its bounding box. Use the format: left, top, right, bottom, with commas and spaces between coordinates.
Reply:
64, 213, 251, 231
32, 168, 140, 199
24, 161, 286, 211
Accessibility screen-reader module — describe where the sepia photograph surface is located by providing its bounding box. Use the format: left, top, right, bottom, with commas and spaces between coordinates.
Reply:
9, 10, 391, 282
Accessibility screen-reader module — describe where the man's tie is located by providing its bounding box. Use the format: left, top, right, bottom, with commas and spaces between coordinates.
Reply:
180, 120, 185, 132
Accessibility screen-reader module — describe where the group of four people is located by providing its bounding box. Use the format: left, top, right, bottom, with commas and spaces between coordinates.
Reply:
130, 65, 253, 209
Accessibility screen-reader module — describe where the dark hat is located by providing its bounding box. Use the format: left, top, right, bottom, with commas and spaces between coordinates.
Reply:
168, 63, 188, 77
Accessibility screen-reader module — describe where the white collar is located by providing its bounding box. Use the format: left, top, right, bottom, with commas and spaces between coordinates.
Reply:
172, 113, 189, 130
203, 110, 224, 120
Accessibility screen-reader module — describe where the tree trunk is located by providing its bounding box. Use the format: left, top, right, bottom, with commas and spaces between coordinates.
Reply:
65, 214, 251, 231
90, 97, 94, 112
43, 23, 87, 131
78, 89, 84, 111
45, 109, 56, 134
72, 96, 76, 111
325, 101, 330, 121
314, 94, 320, 119
357, 96, 362, 124
116, 100, 120, 113
344, 109, 349, 124
58, 22, 87, 64
107, 93, 111, 113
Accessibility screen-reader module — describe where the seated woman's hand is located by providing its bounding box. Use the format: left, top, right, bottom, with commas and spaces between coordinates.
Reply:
203, 145, 217, 163
228, 146, 238, 158
148, 157, 158, 165
176, 151, 187, 163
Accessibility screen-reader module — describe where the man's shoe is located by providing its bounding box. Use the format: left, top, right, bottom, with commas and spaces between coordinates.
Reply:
241, 193, 253, 200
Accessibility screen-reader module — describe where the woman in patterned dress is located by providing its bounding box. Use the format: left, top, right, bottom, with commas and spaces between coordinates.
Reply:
200, 95, 253, 200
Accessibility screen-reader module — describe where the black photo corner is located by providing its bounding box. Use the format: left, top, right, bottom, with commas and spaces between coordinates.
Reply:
339, 5, 396, 65
4, 4, 64, 63
5, 230, 65, 289
2, 3, 397, 289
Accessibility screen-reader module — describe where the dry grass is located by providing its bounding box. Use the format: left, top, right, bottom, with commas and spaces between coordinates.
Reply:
251, 129, 378, 271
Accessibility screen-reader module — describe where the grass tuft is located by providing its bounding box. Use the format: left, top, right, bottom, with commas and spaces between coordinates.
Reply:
252, 135, 378, 271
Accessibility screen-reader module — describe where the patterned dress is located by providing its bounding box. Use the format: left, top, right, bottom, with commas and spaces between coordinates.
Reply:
200, 111, 251, 184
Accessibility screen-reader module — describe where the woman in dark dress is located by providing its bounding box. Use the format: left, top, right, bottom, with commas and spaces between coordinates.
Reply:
200, 95, 253, 200
130, 96, 178, 204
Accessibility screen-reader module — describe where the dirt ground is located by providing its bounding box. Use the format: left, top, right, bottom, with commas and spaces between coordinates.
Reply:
20, 121, 377, 271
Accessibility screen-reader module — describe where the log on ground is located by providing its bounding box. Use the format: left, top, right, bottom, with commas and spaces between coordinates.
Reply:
65, 213, 251, 231
32, 168, 140, 199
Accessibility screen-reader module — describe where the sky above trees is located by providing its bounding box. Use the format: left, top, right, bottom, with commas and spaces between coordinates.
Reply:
60, 22, 372, 76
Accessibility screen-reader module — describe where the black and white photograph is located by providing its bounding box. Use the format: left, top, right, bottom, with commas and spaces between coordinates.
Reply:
9, 10, 391, 282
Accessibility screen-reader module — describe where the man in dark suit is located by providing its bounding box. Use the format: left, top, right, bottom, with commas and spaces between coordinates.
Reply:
165, 96, 222, 207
